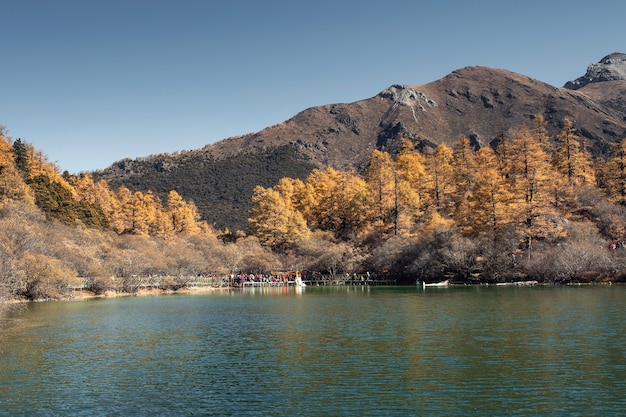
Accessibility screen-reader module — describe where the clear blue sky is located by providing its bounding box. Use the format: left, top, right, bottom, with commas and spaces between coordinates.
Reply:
2, 0, 625, 173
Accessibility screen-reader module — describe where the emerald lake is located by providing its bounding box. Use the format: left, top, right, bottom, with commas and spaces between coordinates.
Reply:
1, 285, 625, 416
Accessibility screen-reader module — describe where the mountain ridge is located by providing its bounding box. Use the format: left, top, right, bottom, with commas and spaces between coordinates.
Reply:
93, 55, 626, 230
196, 64, 626, 166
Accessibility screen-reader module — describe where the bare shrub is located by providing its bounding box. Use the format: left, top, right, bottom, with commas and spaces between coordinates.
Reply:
591, 200, 626, 240
523, 222, 613, 282
15, 253, 79, 300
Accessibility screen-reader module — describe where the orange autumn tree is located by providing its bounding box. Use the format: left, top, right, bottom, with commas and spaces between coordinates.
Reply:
73, 174, 117, 226
107, 187, 203, 237
304, 167, 369, 240
531, 114, 553, 154
0, 134, 34, 203
425, 143, 456, 216
502, 126, 566, 257
247, 183, 310, 251
363, 150, 397, 236
274, 177, 314, 221
600, 136, 626, 205
165, 190, 202, 236
464, 147, 515, 238
394, 138, 430, 234
552, 117, 596, 187
110, 186, 139, 234
135, 191, 162, 236
451, 136, 479, 233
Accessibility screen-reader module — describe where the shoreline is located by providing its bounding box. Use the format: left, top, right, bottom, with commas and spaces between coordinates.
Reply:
3, 279, 621, 307
65, 285, 232, 301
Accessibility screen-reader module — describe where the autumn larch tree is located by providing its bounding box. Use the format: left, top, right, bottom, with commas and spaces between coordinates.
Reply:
464, 146, 515, 238
424, 143, 456, 217
165, 190, 202, 236
363, 150, 397, 236
599, 136, 626, 205
247, 184, 310, 251
451, 136, 479, 232
304, 168, 369, 240
552, 117, 596, 187
0, 135, 34, 204
394, 138, 430, 235
503, 126, 566, 257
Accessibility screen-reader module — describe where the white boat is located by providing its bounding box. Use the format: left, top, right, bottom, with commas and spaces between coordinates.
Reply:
294, 275, 306, 287
422, 279, 450, 288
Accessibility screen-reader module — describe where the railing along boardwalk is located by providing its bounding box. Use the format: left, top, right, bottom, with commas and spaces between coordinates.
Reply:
67, 274, 397, 292
305, 275, 396, 286
240, 280, 296, 287
132, 276, 231, 289
240, 275, 396, 287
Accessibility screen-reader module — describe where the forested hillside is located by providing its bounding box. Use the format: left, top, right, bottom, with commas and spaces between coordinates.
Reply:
246, 116, 626, 283
93, 145, 316, 231
0, 128, 286, 307
93, 61, 626, 231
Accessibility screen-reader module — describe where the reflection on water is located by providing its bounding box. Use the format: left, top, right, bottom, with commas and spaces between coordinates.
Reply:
1, 286, 625, 416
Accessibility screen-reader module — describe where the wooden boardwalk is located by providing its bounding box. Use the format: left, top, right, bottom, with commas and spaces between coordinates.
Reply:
67, 274, 397, 292
239, 275, 396, 287
240, 280, 296, 287
304, 275, 396, 286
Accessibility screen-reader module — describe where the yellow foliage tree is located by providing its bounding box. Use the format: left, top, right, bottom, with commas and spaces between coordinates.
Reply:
504, 126, 566, 256
106, 187, 203, 238
600, 136, 626, 205
135, 190, 161, 236
531, 114, 552, 154
552, 117, 596, 187
74, 174, 116, 216
451, 136, 479, 230
274, 177, 314, 219
364, 150, 397, 235
166, 190, 202, 236
464, 147, 515, 237
247, 184, 310, 251
305, 168, 369, 240
421, 209, 456, 237
394, 138, 430, 234
425, 143, 456, 216
110, 186, 135, 234
452, 136, 478, 192
0, 135, 34, 204
599, 137, 626, 206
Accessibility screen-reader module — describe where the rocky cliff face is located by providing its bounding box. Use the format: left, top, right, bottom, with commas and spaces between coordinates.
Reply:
564, 53, 626, 89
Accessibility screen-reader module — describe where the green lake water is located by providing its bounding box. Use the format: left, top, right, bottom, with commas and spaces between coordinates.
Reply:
1, 285, 625, 416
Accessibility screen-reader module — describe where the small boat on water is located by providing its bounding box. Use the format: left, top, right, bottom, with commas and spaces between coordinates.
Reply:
421, 279, 450, 288
294, 275, 306, 287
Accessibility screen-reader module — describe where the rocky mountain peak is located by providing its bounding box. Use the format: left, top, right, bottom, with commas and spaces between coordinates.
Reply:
378, 84, 436, 109
564, 52, 626, 90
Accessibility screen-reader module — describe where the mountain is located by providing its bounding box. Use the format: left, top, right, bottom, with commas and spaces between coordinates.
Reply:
564, 53, 626, 118
93, 54, 626, 231
564, 52, 626, 90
